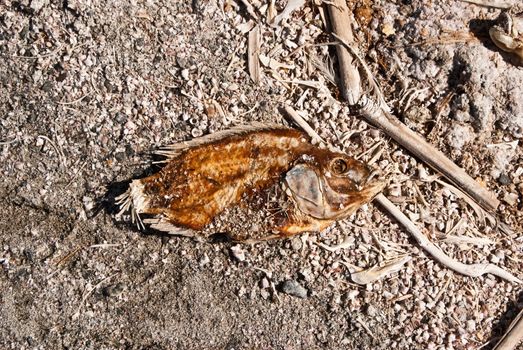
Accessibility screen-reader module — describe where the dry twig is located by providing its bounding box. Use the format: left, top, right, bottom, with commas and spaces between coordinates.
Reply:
327, 0, 361, 104
375, 194, 521, 283
350, 255, 412, 285
284, 105, 324, 144
248, 25, 261, 84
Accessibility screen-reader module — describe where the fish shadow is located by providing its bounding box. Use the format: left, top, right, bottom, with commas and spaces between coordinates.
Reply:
468, 18, 522, 67
483, 290, 523, 349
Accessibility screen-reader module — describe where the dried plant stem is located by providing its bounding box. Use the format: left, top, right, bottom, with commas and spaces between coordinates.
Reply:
327, 0, 361, 104
284, 105, 324, 144
359, 105, 500, 212
248, 25, 261, 84
375, 194, 522, 284
493, 308, 523, 350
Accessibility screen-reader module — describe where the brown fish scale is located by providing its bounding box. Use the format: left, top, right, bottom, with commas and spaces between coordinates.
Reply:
140, 129, 311, 230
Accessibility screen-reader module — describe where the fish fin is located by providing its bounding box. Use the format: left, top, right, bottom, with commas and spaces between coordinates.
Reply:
277, 211, 333, 236
115, 180, 149, 230
142, 217, 195, 237
155, 122, 293, 160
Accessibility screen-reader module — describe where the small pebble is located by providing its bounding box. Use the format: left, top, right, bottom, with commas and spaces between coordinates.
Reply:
260, 288, 270, 299
181, 69, 190, 80
498, 174, 511, 185
503, 192, 518, 206
230, 245, 246, 262
280, 280, 308, 298
199, 254, 210, 266
465, 319, 476, 332
366, 304, 377, 317
290, 237, 302, 251
489, 254, 500, 264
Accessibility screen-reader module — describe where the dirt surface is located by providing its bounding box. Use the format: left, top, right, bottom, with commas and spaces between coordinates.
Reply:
1, 0, 522, 349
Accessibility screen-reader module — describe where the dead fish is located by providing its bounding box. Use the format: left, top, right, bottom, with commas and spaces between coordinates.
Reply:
116, 123, 384, 241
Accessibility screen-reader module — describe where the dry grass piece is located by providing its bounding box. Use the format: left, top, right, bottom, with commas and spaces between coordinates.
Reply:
248, 25, 261, 84
327, 0, 361, 104
350, 255, 412, 285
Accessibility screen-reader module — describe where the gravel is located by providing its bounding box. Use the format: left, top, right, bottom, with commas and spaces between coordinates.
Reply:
280, 280, 308, 299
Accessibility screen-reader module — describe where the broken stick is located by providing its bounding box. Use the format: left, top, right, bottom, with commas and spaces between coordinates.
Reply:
359, 103, 500, 212
327, 0, 361, 104
376, 194, 521, 283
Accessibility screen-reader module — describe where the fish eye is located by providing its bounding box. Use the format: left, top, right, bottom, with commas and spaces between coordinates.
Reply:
331, 158, 348, 175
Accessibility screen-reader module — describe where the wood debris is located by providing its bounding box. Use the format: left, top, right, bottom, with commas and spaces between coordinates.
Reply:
248, 25, 261, 84
350, 255, 412, 285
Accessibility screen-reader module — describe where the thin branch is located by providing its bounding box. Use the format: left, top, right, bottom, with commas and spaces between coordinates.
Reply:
375, 194, 521, 284
327, 0, 361, 104
358, 100, 500, 212
284, 105, 324, 144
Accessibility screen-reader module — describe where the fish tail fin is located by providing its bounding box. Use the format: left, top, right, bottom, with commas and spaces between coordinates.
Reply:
115, 180, 148, 230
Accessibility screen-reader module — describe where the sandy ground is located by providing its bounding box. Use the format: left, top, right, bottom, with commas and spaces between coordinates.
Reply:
1, 0, 522, 349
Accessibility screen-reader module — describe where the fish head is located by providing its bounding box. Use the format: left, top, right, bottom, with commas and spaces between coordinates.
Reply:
284, 149, 385, 220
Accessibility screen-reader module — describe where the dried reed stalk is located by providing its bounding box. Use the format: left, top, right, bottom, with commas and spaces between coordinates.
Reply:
327, 0, 361, 104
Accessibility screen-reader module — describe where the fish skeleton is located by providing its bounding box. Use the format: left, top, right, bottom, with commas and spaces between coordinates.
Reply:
116, 123, 385, 242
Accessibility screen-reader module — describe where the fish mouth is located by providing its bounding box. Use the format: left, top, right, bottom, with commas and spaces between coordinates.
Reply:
362, 179, 386, 200
326, 179, 386, 220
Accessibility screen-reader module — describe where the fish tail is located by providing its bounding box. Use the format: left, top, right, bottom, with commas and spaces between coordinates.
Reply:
115, 180, 149, 230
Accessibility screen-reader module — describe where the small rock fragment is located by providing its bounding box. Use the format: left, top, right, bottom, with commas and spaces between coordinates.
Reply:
199, 254, 210, 266
30, 0, 48, 12
230, 245, 246, 262
502, 192, 518, 206
465, 319, 476, 332
366, 304, 377, 317
290, 237, 302, 251
446, 123, 474, 150
260, 288, 270, 299
280, 280, 308, 298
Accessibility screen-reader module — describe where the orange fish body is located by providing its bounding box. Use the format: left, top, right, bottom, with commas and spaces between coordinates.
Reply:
116, 124, 384, 241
